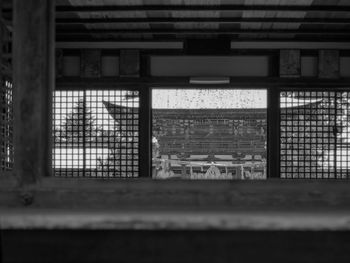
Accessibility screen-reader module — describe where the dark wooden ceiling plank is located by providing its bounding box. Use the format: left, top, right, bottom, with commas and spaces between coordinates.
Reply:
50, 5, 350, 13
55, 17, 350, 24
55, 28, 350, 35
56, 35, 350, 41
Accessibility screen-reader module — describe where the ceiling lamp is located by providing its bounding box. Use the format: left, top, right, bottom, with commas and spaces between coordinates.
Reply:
189, 77, 230, 85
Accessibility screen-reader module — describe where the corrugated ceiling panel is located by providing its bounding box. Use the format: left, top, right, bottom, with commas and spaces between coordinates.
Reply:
301, 0, 350, 31
241, 0, 314, 39
57, 0, 349, 41
67, 0, 143, 5
171, 0, 221, 30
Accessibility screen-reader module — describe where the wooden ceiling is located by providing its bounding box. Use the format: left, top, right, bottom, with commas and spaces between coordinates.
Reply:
4, 0, 350, 42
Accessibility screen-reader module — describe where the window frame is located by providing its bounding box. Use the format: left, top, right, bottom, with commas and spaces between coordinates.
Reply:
49, 79, 350, 179
54, 82, 271, 179
2, 78, 350, 211
150, 86, 269, 179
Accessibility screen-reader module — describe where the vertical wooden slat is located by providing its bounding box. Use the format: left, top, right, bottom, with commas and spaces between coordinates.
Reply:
13, 0, 55, 183
268, 87, 280, 178
139, 86, 151, 177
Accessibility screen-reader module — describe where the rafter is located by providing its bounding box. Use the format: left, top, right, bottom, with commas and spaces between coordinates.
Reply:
52, 4, 350, 13
56, 17, 350, 25
56, 28, 350, 36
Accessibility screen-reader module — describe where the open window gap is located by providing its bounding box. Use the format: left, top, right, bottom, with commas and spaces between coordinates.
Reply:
152, 88, 267, 180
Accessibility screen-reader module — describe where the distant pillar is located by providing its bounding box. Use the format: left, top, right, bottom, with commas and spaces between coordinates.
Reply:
13, 0, 55, 183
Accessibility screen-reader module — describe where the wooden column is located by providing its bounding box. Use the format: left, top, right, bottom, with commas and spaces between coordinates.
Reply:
139, 87, 151, 177
268, 87, 280, 178
0, 0, 3, 171
13, 0, 55, 183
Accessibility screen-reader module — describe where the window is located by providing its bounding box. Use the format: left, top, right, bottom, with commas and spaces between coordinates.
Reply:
280, 90, 350, 179
1, 79, 13, 171
53, 90, 139, 177
52, 86, 350, 180
152, 89, 267, 179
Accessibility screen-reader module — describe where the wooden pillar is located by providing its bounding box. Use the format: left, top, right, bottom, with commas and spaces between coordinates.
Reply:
268, 87, 280, 178
139, 86, 151, 177
0, 0, 3, 171
13, 0, 55, 183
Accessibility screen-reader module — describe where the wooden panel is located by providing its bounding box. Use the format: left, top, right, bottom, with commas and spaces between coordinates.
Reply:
301, 56, 317, 77
63, 56, 80, 76
340, 57, 350, 77
80, 49, 101, 78
318, 50, 340, 79
279, 49, 301, 77
119, 49, 140, 77
101, 56, 119, 76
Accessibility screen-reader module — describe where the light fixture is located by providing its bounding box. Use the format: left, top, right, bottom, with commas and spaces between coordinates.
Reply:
189, 77, 230, 85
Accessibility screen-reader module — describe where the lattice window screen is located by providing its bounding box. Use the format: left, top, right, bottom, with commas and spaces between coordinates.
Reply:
280, 91, 350, 179
53, 90, 139, 177
1, 79, 13, 171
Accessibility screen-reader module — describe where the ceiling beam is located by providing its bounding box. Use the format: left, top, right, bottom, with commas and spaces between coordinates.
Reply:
56, 41, 184, 49
55, 17, 350, 25
56, 28, 350, 35
51, 5, 350, 13
56, 35, 350, 42
230, 41, 350, 50
55, 41, 350, 50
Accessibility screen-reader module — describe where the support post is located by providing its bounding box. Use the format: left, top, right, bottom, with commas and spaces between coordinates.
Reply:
139, 86, 151, 177
13, 0, 55, 184
268, 87, 280, 178
0, 0, 3, 171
